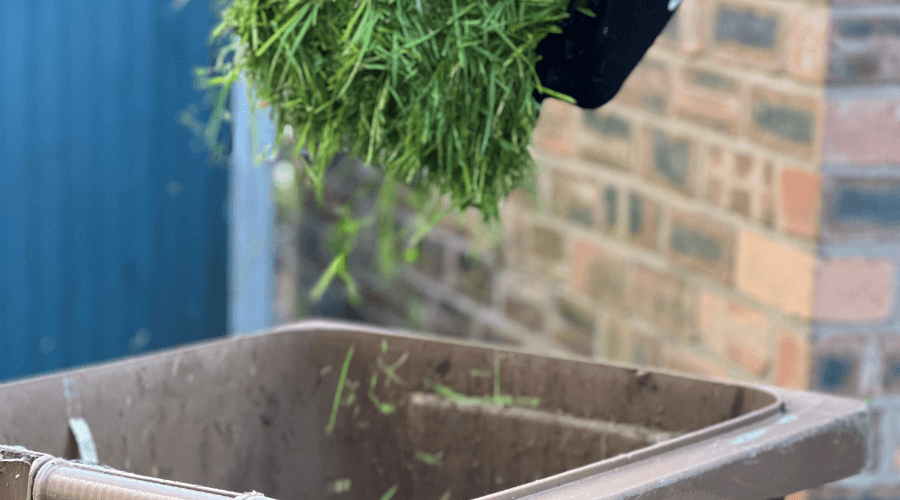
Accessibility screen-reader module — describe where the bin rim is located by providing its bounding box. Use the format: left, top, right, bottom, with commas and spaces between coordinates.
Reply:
0, 318, 867, 500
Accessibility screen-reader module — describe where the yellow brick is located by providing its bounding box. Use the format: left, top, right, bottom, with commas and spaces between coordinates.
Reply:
735, 231, 815, 319
698, 291, 771, 377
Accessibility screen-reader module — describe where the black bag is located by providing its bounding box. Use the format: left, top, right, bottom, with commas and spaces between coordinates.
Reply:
533, 0, 681, 111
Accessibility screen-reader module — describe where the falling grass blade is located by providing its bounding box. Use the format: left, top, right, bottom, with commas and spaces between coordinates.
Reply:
449, 0, 474, 68
336, 12, 378, 99
341, 0, 370, 44
468, 44, 502, 63
493, 355, 500, 397
289, 3, 317, 52
390, 35, 399, 85
379, 485, 399, 500
256, 7, 304, 57
515, 396, 541, 407
451, 128, 471, 194
250, 1, 260, 52
415, 451, 444, 466
199, 0, 580, 299
399, 26, 441, 51
310, 254, 344, 301
480, 71, 496, 158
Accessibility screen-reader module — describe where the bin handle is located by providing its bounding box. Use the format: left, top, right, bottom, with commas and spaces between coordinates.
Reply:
30, 458, 276, 500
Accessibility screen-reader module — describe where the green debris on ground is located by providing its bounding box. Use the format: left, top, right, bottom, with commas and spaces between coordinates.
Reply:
326, 346, 356, 435
369, 373, 397, 414
329, 478, 352, 494
424, 354, 540, 408
379, 484, 399, 500
378, 351, 409, 388
424, 378, 539, 408
341, 380, 360, 406
415, 451, 444, 466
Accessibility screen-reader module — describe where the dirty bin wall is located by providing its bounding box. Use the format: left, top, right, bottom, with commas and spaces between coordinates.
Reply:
275, 0, 900, 498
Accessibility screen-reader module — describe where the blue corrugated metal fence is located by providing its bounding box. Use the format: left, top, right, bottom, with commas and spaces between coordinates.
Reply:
0, 0, 231, 381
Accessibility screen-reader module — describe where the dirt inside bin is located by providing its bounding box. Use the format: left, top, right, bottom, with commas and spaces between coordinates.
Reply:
311, 334, 756, 500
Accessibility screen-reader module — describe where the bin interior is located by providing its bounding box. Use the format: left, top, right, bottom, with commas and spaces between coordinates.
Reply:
0, 323, 777, 500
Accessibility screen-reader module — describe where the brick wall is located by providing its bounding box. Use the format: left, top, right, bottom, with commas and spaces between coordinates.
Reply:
812, 0, 900, 496
276, 0, 900, 497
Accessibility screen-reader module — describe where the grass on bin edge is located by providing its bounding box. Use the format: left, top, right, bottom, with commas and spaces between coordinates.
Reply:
327, 343, 540, 437
326, 345, 356, 435
415, 451, 444, 466
380, 484, 399, 500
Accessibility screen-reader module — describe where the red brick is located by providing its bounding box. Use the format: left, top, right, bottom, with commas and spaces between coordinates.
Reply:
414, 237, 445, 281
632, 265, 695, 341
882, 336, 900, 394
814, 259, 896, 323
778, 166, 821, 239
482, 327, 524, 348
552, 328, 594, 357
505, 188, 538, 212
673, 66, 742, 136
828, 15, 900, 84
834, 0, 900, 5
655, 8, 680, 52
504, 294, 546, 332
579, 109, 637, 172
698, 291, 771, 377
775, 327, 811, 390
822, 177, 900, 240
529, 221, 569, 283
703, 145, 728, 205
640, 127, 698, 198
735, 230, 816, 319
600, 182, 623, 238
707, 0, 787, 73
531, 223, 564, 261
499, 207, 528, 267
786, 8, 830, 84
677, 0, 706, 56
533, 98, 579, 158
809, 335, 865, 396
627, 191, 661, 251
457, 253, 494, 305
663, 344, 729, 381
666, 209, 735, 285
749, 85, 824, 162
556, 295, 597, 335
631, 330, 664, 368
614, 57, 671, 115
601, 313, 631, 362
823, 97, 900, 165
431, 301, 472, 338
436, 206, 479, 239
703, 144, 777, 229
551, 170, 600, 229
571, 238, 630, 308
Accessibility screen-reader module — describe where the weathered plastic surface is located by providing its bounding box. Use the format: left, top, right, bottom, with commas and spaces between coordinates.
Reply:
0, 319, 869, 500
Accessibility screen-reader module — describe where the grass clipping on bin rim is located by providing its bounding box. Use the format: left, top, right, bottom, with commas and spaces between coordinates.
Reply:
208, 0, 578, 222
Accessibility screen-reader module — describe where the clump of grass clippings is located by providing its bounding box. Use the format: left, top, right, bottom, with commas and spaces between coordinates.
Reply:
195, 0, 576, 300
